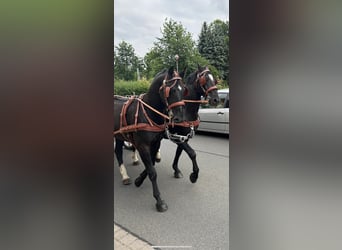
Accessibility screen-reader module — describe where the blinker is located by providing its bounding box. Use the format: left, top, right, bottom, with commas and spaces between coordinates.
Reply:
199, 75, 206, 86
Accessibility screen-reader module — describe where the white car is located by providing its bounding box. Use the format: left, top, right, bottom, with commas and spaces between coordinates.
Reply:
197, 88, 229, 135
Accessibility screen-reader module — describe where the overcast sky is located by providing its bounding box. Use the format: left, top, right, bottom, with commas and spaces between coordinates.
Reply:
114, 0, 229, 57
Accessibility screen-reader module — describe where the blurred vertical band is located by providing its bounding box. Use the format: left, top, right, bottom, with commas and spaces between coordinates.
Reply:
0, 0, 113, 250
231, 0, 342, 250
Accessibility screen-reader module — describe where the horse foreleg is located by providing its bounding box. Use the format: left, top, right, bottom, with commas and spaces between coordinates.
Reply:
172, 144, 184, 178
115, 139, 131, 185
182, 142, 199, 183
134, 170, 147, 187
137, 146, 167, 212
148, 164, 168, 212
135, 141, 159, 186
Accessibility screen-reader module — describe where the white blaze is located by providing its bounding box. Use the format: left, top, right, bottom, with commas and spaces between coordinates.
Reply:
208, 74, 214, 82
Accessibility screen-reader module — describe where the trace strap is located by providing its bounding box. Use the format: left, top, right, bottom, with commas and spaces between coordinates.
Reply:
113, 95, 171, 136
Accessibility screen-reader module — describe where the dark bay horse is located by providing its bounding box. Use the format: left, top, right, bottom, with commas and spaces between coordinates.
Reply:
133, 65, 219, 185
114, 67, 186, 212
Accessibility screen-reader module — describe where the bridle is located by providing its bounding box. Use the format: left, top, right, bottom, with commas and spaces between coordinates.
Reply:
196, 68, 218, 98
183, 68, 218, 105
164, 68, 218, 143
159, 71, 185, 117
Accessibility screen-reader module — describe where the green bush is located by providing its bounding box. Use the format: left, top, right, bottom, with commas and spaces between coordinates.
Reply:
114, 79, 151, 96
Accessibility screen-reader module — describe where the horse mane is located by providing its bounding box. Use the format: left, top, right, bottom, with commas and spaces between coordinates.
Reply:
186, 71, 198, 86
153, 69, 168, 82
148, 68, 169, 94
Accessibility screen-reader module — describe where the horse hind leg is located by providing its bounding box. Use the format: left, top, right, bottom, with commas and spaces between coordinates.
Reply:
115, 139, 131, 185
132, 148, 139, 165
119, 164, 131, 185
155, 148, 161, 162
135, 143, 158, 186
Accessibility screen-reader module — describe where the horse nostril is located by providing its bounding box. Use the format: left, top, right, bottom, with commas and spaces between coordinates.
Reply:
212, 98, 219, 105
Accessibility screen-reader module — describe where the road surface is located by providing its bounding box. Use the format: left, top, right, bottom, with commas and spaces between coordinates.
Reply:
114, 132, 229, 250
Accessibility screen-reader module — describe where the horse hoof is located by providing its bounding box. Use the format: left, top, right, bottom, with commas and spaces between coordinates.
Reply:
133, 160, 139, 165
174, 171, 183, 178
189, 173, 198, 183
122, 178, 131, 185
156, 201, 168, 212
134, 177, 143, 187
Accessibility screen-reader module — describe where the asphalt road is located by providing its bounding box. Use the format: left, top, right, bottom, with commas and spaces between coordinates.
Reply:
114, 132, 229, 250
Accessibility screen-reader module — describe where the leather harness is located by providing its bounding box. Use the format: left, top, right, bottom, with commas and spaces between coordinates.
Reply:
113, 94, 168, 136
113, 68, 218, 143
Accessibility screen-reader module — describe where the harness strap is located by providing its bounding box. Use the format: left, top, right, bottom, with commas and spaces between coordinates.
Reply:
114, 95, 171, 136
184, 99, 209, 104
120, 97, 134, 128
169, 119, 200, 128
198, 69, 210, 77
205, 85, 218, 96
138, 99, 170, 120
140, 101, 155, 127
113, 123, 165, 135
168, 101, 186, 110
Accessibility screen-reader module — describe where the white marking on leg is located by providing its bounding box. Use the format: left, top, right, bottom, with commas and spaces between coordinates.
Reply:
156, 148, 161, 160
132, 151, 139, 163
119, 164, 129, 180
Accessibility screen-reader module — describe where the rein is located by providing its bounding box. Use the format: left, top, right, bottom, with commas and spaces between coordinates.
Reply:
138, 98, 170, 120
184, 99, 208, 104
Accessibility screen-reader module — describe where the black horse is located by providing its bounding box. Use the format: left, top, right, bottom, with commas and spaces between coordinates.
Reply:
134, 65, 219, 185
114, 67, 186, 212
170, 65, 219, 181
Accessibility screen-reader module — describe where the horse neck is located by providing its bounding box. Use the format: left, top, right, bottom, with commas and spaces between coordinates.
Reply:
185, 77, 202, 121
143, 83, 166, 124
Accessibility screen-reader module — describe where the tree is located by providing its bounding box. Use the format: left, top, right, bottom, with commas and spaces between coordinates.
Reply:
145, 18, 212, 78
198, 20, 229, 83
198, 21, 209, 55
114, 41, 142, 81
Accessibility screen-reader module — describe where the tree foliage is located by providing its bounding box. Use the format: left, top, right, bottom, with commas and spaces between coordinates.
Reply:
198, 20, 229, 83
114, 41, 143, 81
144, 18, 214, 78
114, 18, 229, 86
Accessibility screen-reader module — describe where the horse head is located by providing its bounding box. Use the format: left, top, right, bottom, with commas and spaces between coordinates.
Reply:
196, 64, 219, 106
159, 67, 186, 123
